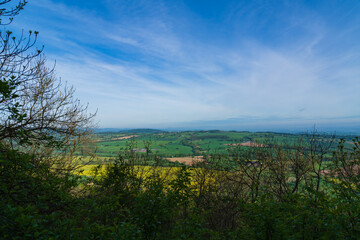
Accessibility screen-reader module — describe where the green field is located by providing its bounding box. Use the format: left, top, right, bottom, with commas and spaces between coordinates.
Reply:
92, 129, 355, 159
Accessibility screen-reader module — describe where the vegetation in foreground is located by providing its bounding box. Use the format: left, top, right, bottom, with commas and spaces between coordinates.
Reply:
1, 1, 360, 239
1, 135, 360, 239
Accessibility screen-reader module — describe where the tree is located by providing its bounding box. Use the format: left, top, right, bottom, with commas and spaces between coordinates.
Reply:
0, 0, 96, 169
0, 0, 27, 25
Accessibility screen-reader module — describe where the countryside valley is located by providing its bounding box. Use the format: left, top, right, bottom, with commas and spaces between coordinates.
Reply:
1, 1, 360, 239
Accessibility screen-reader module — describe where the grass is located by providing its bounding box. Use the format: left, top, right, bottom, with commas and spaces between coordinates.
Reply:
88, 130, 354, 175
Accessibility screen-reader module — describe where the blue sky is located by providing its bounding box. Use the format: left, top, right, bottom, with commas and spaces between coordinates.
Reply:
9, 0, 360, 130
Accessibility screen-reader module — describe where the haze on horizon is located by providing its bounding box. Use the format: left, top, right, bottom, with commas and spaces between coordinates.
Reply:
12, 0, 360, 131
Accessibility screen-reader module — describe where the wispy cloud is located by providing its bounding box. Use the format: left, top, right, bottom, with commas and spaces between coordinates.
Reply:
10, 0, 360, 129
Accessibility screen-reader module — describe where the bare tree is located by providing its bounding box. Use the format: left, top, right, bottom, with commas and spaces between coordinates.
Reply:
0, 0, 27, 25
0, 1, 96, 169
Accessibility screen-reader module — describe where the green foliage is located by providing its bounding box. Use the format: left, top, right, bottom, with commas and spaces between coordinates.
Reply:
2, 133, 360, 239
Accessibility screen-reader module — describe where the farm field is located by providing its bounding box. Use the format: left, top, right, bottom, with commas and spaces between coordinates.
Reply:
92, 129, 355, 160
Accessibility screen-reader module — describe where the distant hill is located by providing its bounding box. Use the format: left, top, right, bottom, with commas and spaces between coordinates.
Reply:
95, 128, 167, 134
121, 128, 168, 134
94, 128, 129, 133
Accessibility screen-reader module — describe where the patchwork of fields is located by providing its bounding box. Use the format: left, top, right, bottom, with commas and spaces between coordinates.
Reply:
91, 129, 355, 162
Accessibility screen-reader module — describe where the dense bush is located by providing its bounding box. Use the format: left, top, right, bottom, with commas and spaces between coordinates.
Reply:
1, 136, 360, 239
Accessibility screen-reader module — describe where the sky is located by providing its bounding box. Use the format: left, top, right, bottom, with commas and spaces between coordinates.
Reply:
8, 0, 360, 131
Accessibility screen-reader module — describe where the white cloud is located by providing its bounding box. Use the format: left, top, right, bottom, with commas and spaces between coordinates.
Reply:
11, 0, 360, 128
